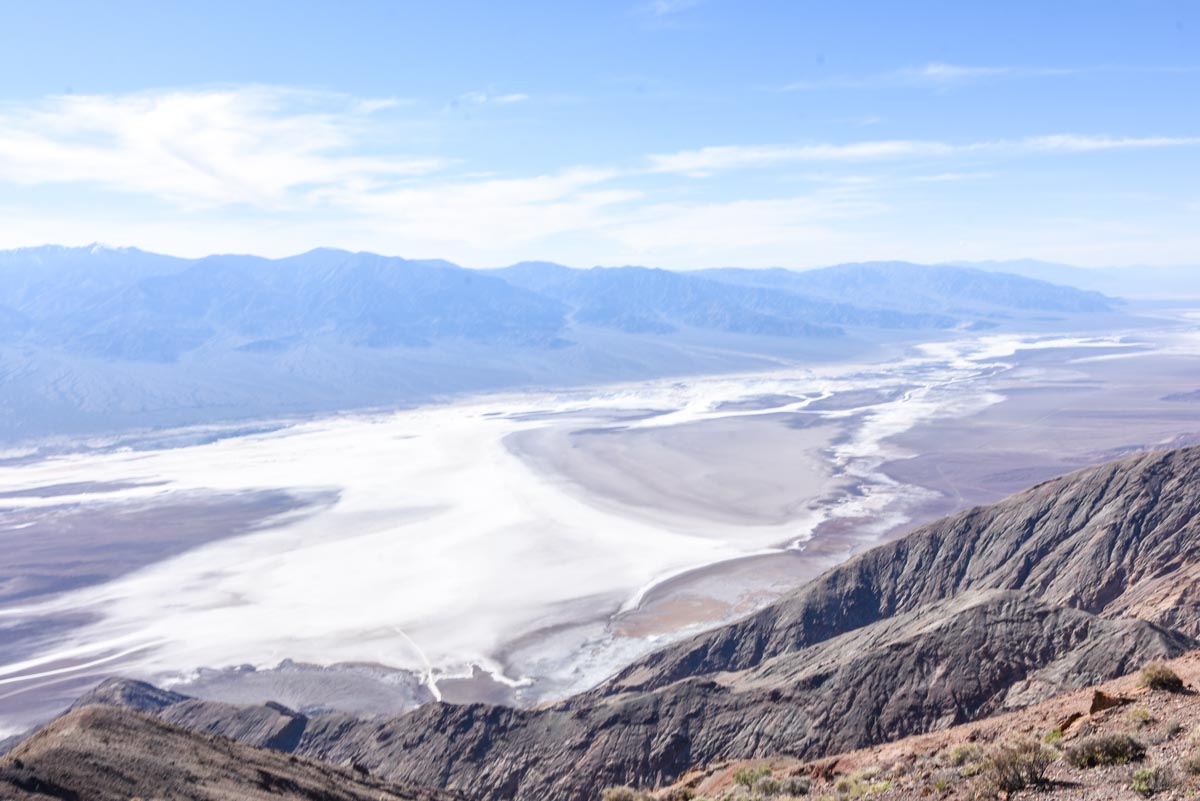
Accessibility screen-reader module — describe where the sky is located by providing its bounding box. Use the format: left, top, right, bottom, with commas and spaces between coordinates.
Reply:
0, 0, 1197, 269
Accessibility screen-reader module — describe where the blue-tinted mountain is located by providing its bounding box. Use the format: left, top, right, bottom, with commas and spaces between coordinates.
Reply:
494, 263, 955, 335
953, 259, 1200, 300
701, 261, 1116, 315
0, 245, 192, 319
0, 246, 1127, 443
5, 247, 568, 361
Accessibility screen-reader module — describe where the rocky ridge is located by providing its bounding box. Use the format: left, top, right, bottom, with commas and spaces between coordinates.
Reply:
657, 649, 1200, 800
0, 704, 460, 801
63, 446, 1200, 801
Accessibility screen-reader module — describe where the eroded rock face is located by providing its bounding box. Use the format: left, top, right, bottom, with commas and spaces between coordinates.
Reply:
0, 705, 460, 801
71, 447, 1200, 801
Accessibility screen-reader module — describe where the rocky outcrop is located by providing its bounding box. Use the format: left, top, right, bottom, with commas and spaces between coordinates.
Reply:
67, 446, 1200, 801
0, 704, 460, 801
608, 446, 1200, 694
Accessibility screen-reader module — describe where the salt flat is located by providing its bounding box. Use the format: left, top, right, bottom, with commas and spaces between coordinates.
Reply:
0, 329, 1191, 735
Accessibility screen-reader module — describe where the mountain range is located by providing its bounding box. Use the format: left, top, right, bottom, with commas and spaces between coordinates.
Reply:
0, 245, 1122, 444
21, 444, 1198, 801
949, 259, 1200, 300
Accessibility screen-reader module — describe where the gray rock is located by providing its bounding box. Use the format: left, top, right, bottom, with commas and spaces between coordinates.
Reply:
69, 446, 1200, 801
0, 705, 460, 801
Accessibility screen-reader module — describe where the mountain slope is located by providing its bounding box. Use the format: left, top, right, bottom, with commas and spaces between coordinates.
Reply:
613, 444, 1200, 691
493, 264, 954, 334
34, 248, 569, 360
0, 705, 458, 801
72, 446, 1200, 801
701, 261, 1116, 315
662, 649, 1200, 801
955, 258, 1200, 300
0, 247, 1129, 443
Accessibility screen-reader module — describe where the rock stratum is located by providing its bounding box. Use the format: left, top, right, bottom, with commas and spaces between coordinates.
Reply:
17, 445, 1200, 801
659, 649, 1200, 800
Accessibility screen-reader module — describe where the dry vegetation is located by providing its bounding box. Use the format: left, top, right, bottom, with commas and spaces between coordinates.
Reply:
621, 655, 1200, 801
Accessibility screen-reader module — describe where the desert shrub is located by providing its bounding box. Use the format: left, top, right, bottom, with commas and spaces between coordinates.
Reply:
1063, 733, 1146, 768
1184, 749, 1200, 775
833, 776, 865, 797
1139, 662, 1185, 693
733, 765, 772, 789
1131, 766, 1176, 797
973, 737, 1056, 795
943, 743, 983, 767
1165, 719, 1185, 739
661, 788, 696, 801
1125, 706, 1155, 728
753, 775, 781, 797
1043, 727, 1063, 745
601, 787, 650, 801
780, 775, 811, 796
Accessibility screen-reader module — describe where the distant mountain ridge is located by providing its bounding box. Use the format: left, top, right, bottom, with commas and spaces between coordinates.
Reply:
0, 245, 1121, 442
949, 258, 1200, 299
492, 262, 956, 335
701, 261, 1115, 314
0, 246, 1118, 362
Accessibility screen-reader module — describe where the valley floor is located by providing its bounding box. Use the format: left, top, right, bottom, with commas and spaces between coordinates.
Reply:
1, 323, 1199, 738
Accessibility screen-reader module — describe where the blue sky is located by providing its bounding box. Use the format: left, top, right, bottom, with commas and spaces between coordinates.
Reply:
0, 0, 1196, 268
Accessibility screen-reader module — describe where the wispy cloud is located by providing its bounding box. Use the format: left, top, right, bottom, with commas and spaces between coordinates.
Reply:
0, 87, 446, 209
642, 0, 701, 17
1, 86, 1197, 267
648, 135, 1200, 176
613, 194, 881, 255
775, 62, 1079, 92
913, 171, 993, 183
456, 91, 530, 106
327, 168, 639, 248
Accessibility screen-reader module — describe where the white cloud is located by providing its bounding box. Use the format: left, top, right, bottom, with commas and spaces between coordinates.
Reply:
1022, 134, 1200, 152
913, 171, 993, 183
613, 194, 883, 254
0, 86, 1196, 268
0, 87, 446, 209
643, 0, 701, 17
456, 91, 529, 106
329, 168, 639, 248
775, 63, 1079, 92
648, 135, 1200, 176
647, 141, 957, 176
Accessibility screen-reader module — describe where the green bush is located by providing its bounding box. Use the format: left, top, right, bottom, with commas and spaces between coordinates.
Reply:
943, 743, 983, 767
1125, 706, 1155, 728
1131, 766, 1175, 797
732, 765, 772, 789
1139, 662, 1185, 693
974, 737, 1056, 795
1063, 733, 1146, 768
